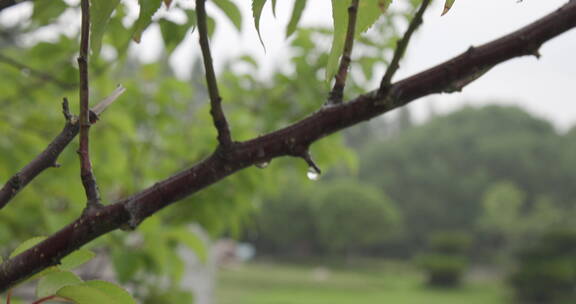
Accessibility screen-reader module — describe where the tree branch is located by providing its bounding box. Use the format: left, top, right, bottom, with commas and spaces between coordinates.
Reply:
196, 0, 233, 149
328, 0, 360, 105
0, 87, 125, 210
0, 54, 77, 90
77, 0, 102, 210
0, 0, 28, 13
379, 0, 431, 95
1, 0, 575, 292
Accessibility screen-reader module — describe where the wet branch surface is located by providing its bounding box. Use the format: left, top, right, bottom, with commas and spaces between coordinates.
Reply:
77, 0, 102, 209
1, 0, 575, 292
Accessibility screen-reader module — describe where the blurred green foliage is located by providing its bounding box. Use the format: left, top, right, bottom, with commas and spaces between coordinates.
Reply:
358, 105, 576, 253
313, 179, 400, 254
510, 229, 576, 304
0, 0, 403, 301
417, 231, 472, 287
254, 178, 400, 256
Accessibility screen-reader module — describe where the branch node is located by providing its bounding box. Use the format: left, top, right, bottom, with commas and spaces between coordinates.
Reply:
8, 174, 21, 192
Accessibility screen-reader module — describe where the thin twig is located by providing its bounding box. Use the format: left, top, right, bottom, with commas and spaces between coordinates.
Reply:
195, 0, 232, 149
328, 0, 360, 105
0, 88, 125, 211
31, 295, 58, 304
378, 0, 431, 95
78, 0, 102, 210
0, 53, 77, 90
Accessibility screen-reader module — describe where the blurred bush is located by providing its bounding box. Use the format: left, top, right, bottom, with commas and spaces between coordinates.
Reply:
509, 229, 576, 304
313, 179, 401, 255
417, 231, 472, 287
253, 178, 401, 257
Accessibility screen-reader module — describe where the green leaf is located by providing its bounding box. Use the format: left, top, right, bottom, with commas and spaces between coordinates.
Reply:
326, 0, 347, 82
36, 270, 82, 299
442, 0, 456, 15
31, 0, 67, 27
60, 249, 96, 271
90, 0, 121, 56
132, 0, 164, 43
168, 229, 207, 263
10, 236, 46, 258
357, 0, 389, 34
83, 281, 136, 304
251, 0, 268, 50
285, 0, 307, 38
159, 19, 189, 52
111, 249, 145, 283
57, 281, 135, 304
213, 0, 243, 32
326, 0, 388, 81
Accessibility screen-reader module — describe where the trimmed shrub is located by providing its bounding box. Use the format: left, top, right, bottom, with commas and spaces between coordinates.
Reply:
509, 229, 576, 304
418, 231, 472, 287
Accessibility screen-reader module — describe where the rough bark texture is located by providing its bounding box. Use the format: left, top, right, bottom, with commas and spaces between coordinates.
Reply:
1, 0, 576, 292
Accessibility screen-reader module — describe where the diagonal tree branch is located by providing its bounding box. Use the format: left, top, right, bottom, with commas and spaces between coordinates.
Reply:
0, 0, 28, 13
1, 0, 575, 292
379, 0, 431, 95
328, 0, 360, 105
77, 0, 102, 210
0, 87, 125, 210
196, 0, 233, 149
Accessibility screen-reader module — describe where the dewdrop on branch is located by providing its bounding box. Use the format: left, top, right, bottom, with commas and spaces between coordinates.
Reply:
255, 160, 270, 169
306, 166, 321, 181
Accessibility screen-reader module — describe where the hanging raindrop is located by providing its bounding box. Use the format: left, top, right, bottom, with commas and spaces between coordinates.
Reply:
255, 160, 270, 169
306, 166, 320, 181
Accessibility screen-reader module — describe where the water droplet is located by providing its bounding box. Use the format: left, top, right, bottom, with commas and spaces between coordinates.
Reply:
255, 160, 269, 169
307, 166, 320, 181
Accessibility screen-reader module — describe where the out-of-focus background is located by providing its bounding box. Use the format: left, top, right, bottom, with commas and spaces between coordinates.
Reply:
1, 0, 575, 303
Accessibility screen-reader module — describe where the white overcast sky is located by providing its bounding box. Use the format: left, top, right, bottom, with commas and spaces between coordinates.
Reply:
151, 0, 575, 130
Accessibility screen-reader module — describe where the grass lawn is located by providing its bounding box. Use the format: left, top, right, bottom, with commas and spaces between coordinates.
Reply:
215, 260, 509, 304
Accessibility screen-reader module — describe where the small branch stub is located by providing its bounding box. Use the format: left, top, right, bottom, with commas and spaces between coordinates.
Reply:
302, 151, 321, 180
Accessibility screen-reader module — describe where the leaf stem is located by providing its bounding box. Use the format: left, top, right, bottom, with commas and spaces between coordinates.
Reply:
31, 295, 58, 304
